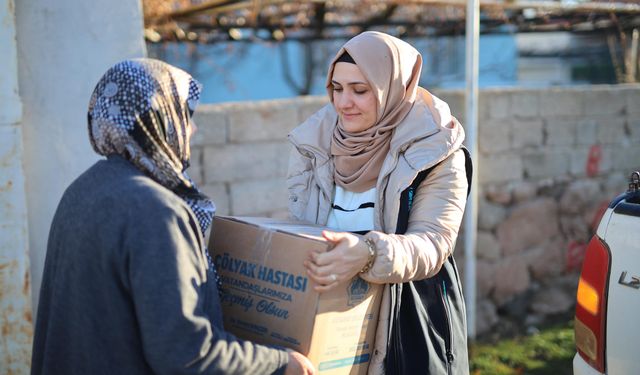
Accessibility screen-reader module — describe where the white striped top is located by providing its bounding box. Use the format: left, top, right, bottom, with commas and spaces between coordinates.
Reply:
326, 186, 376, 233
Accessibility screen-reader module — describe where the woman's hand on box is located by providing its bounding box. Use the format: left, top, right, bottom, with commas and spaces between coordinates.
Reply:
285, 350, 316, 375
303, 230, 370, 292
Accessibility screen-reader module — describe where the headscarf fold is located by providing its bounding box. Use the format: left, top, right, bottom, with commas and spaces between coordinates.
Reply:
327, 31, 424, 192
88, 58, 215, 238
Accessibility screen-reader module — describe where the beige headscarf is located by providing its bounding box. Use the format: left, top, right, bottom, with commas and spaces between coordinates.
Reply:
328, 31, 423, 192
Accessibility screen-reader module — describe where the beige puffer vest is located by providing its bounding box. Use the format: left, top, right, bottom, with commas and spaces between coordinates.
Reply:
287, 92, 468, 374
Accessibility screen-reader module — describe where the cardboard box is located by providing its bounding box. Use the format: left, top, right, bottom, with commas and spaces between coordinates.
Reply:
208, 216, 382, 375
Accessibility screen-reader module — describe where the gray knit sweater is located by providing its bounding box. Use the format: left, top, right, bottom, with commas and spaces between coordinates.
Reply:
32, 156, 288, 374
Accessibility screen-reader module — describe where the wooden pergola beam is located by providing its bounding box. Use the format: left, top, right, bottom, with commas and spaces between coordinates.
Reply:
145, 0, 640, 42
151, 0, 640, 23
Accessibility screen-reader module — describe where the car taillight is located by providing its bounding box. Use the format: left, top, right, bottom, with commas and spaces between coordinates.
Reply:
575, 235, 610, 373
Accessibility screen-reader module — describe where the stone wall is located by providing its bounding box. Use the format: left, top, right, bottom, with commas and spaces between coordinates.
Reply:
190, 85, 640, 335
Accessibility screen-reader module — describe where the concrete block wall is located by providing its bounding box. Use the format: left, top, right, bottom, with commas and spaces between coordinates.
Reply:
191, 85, 640, 335
190, 96, 329, 218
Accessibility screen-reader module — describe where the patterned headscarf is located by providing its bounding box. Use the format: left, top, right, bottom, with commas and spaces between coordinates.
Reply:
88, 58, 215, 240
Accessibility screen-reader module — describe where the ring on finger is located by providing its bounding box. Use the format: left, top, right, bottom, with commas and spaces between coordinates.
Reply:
329, 274, 337, 283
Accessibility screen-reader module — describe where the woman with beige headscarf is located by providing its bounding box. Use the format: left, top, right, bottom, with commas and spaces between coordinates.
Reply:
287, 32, 472, 374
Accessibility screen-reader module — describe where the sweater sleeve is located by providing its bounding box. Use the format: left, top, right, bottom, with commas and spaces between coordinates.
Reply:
361, 149, 468, 283
126, 198, 289, 375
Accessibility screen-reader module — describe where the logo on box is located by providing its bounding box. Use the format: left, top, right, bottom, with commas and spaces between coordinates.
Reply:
347, 277, 370, 307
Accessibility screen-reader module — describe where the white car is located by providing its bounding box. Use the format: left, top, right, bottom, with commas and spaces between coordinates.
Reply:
573, 171, 640, 374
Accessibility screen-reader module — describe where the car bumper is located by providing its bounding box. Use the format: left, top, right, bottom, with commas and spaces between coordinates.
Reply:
573, 353, 604, 375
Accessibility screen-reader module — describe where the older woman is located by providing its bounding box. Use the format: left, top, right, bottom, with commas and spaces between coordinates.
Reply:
32, 58, 314, 375
288, 32, 471, 374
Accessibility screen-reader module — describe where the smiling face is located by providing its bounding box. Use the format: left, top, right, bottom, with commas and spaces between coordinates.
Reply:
331, 62, 377, 133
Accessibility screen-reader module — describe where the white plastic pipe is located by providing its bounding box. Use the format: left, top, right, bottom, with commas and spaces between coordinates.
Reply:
464, 0, 479, 339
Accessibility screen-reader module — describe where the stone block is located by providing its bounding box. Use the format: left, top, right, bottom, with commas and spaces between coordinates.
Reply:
190, 107, 228, 146
477, 231, 501, 260
583, 87, 627, 116
569, 145, 602, 178
487, 91, 512, 120
201, 183, 230, 216
559, 179, 601, 215
492, 255, 530, 306
230, 177, 288, 216
478, 199, 507, 231
626, 87, 640, 115
530, 288, 574, 315
477, 93, 490, 120
545, 117, 577, 146
228, 99, 299, 143
478, 154, 523, 184
512, 181, 537, 203
497, 198, 559, 255
568, 147, 589, 178
594, 116, 627, 145
627, 117, 640, 142
527, 237, 566, 280
475, 299, 499, 336
484, 185, 512, 205
522, 150, 570, 179
521, 247, 544, 273
603, 172, 628, 198
203, 142, 290, 183
575, 118, 598, 146
559, 215, 590, 244
187, 147, 204, 186
477, 260, 497, 298
570, 145, 615, 177
512, 119, 543, 149
297, 96, 329, 124
551, 273, 581, 296
612, 144, 640, 174
479, 118, 511, 153
438, 91, 465, 122
582, 193, 614, 232
539, 89, 583, 117
510, 90, 539, 118
477, 90, 511, 120
597, 145, 616, 175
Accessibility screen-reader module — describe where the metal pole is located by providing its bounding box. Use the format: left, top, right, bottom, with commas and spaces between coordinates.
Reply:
464, 0, 479, 339
629, 29, 639, 82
